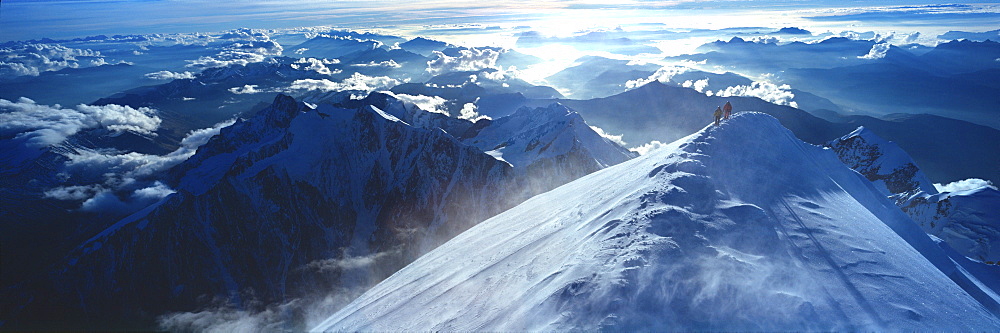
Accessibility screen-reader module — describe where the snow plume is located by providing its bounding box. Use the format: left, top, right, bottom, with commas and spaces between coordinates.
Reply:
158, 250, 398, 332
426, 48, 500, 74
934, 178, 997, 193
389, 93, 449, 115
630, 140, 666, 155
0, 97, 160, 147
713, 81, 798, 108
589, 125, 627, 146
459, 101, 490, 122
682, 78, 710, 93
303, 250, 400, 272
293, 57, 340, 75
859, 42, 890, 59
352, 60, 402, 68
145, 70, 196, 80
625, 65, 689, 90
0, 43, 106, 77
289, 73, 402, 93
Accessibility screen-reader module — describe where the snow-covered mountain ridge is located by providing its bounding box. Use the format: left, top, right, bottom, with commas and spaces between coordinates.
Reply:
315, 112, 1000, 331
828, 127, 1000, 263
4, 93, 637, 328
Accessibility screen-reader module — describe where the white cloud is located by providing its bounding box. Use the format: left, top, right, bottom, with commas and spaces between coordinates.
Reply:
219, 28, 270, 40
145, 70, 196, 80
186, 38, 282, 68
0, 43, 105, 77
47, 118, 234, 213
902, 32, 921, 44
750, 36, 780, 44
682, 78, 710, 93
352, 60, 402, 68
186, 52, 266, 68
713, 81, 798, 108
226, 40, 283, 56
293, 57, 341, 75
589, 125, 626, 146
43, 185, 103, 201
289, 73, 402, 93
630, 140, 666, 156
426, 48, 500, 74
934, 178, 997, 193
390, 93, 449, 115
458, 102, 490, 122
625, 65, 689, 90
76, 104, 161, 135
858, 42, 890, 59
132, 181, 175, 200
0, 98, 160, 147
228, 84, 261, 94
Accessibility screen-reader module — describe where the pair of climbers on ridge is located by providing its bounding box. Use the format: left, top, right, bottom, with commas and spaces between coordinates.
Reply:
713, 101, 734, 126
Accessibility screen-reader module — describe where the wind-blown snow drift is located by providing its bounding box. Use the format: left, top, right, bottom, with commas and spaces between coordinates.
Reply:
314, 112, 1000, 331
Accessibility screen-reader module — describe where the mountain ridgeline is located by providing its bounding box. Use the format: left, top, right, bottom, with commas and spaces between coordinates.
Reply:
314, 113, 1000, 331
2, 94, 635, 328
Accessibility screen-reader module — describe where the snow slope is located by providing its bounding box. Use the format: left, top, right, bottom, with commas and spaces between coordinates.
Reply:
463, 103, 637, 195
314, 112, 1000, 331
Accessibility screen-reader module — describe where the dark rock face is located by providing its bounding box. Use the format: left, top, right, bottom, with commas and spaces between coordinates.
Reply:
4, 93, 639, 330
6, 95, 519, 328
826, 134, 926, 202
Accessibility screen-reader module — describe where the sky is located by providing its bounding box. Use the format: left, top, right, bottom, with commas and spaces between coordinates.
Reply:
2, 0, 998, 44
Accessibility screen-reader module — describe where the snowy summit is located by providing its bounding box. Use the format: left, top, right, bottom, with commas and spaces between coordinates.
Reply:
314, 112, 1000, 331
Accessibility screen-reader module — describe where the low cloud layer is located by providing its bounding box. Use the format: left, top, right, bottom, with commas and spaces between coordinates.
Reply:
145, 70, 196, 80
625, 65, 689, 90
187, 38, 283, 68
42, 118, 234, 214
711, 81, 798, 108
427, 48, 500, 74
289, 73, 402, 93
292, 57, 341, 75
0, 97, 160, 147
0, 43, 107, 77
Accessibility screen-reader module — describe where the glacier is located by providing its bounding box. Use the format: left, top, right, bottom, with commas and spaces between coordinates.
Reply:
314, 112, 1000, 331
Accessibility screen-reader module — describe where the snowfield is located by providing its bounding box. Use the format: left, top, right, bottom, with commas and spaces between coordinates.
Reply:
313, 112, 1000, 331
